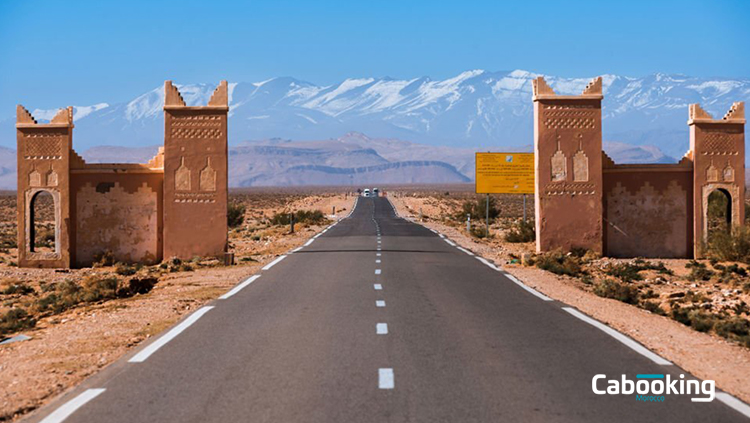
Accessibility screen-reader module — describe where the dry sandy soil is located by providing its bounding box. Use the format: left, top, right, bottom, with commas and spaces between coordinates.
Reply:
388, 186, 750, 405
0, 190, 355, 421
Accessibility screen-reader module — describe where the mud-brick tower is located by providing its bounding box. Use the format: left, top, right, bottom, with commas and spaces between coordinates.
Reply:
689, 102, 745, 257
533, 77, 604, 253
16, 106, 73, 268
162, 81, 229, 259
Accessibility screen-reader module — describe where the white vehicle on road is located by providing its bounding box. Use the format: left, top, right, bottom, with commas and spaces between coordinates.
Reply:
363, 189, 370, 197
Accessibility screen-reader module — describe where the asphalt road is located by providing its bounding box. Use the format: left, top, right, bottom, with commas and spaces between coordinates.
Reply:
30, 196, 749, 422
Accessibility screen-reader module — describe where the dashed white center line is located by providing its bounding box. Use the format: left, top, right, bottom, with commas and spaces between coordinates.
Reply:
379, 368, 395, 389
376, 259, 381, 263
129, 306, 214, 363
375, 269, 381, 275
376, 300, 386, 307
376, 323, 388, 335
41, 388, 106, 423
376, 253, 381, 256
262, 255, 287, 270
374, 284, 382, 290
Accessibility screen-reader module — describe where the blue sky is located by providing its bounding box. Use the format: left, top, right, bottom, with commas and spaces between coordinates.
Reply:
0, 0, 748, 112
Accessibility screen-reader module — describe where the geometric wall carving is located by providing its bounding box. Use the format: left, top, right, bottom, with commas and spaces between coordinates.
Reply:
29, 169, 42, 187
706, 163, 720, 182
46, 169, 58, 187
199, 158, 217, 192
23, 132, 63, 159
573, 149, 589, 182
175, 157, 191, 191
551, 140, 567, 182
723, 163, 735, 182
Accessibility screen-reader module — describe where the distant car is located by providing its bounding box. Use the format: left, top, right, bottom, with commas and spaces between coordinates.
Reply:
363, 189, 370, 197
372, 188, 379, 197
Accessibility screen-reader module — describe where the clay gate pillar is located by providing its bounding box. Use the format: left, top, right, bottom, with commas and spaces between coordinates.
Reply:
162, 81, 229, 260
16, 106, 73, 268
533, 77, 604, 253
689, 102, 745, 257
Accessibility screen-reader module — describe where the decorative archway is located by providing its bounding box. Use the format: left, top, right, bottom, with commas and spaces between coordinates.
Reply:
24, 188, 61, 260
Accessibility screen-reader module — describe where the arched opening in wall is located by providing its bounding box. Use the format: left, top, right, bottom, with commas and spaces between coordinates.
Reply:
29, 191, 56, 253
706, 189, 732, 242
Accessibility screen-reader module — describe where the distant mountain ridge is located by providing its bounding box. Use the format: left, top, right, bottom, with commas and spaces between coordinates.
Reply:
2, 69, 747, 161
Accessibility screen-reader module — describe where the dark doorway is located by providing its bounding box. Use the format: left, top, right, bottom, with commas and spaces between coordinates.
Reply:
706, 189, 732, 241
29, 191, 56, 253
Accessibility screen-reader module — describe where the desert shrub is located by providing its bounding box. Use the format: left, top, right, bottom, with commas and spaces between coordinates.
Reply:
457, 196, 500, 222
715, 317, 750, 338
685, 260, 714, 281
469, 225, 488, 239
271, 210, 327, 226
535, 250, 582, 277
115, 263, 137, 276
605, 259, 671, 283
504, 219, 535, 243
0, 308, 36, 336
1, 282, 34, 296
227, 202, 246, 228
93, 251, 116, 267
593, 279, 639, 304
640, 300, 665, 316
670, 306, 715, 332
705, 225, 750, 263
117, 277, 157, 297
79, 276, 119, 303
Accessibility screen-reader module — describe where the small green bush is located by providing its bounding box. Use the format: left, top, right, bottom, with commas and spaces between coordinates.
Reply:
227, 202, 246, 228
705, 225, 750, 263
504, 219, 535, 243
640, 300, 665, 316
535, 250, 582, 277
271, 210, 327, 226
0, 308, 37, 336
457, 196, 500, 222
685, 260, 714, 281
593, 279, 639, 304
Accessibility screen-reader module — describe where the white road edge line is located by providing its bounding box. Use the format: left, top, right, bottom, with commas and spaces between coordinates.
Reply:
475, 256, 500, 271
219, 275, 261, 300
503, 273, 553, 302
379, 368, 394, 389
129, 306, 214, 363
562, 307, 672, 366
444, 238, 456, 246
376, 300, 386, 307
456, 246, 474, 256
303, 239, 314, 247
262, 255, 287, 271
291, 247, 302, 253
716, 393, 750, 419
40, 388, 106, 423
376, 323, 388, 335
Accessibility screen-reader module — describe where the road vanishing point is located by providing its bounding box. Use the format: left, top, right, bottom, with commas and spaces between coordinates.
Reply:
30, 197, 749, 422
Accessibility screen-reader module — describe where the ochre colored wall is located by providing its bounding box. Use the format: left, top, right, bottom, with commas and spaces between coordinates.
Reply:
603, 166, 693, 258
70, 171, 163, 267
16, 107, 73, 268
689, 103, 746, 257
533, 77, 604, 253
162, 81, 229, 260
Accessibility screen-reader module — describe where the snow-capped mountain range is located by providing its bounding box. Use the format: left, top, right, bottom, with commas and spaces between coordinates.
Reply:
0, 69, 747, 187
3, 69, 748, 158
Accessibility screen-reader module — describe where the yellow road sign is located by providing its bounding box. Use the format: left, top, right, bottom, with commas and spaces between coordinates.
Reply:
475, 152, 535, 194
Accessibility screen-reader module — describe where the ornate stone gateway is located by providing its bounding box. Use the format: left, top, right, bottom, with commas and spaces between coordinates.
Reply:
16, 81, 229, 268
533, 76, 745, 258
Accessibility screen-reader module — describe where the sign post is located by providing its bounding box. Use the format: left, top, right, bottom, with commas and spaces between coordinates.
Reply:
475, 152, 535, 230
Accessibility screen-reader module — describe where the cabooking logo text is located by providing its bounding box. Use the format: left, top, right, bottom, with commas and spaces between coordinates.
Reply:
592, 374, 715, 402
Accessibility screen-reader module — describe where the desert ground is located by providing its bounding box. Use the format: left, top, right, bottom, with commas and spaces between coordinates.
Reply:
0, 188, 355, 421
